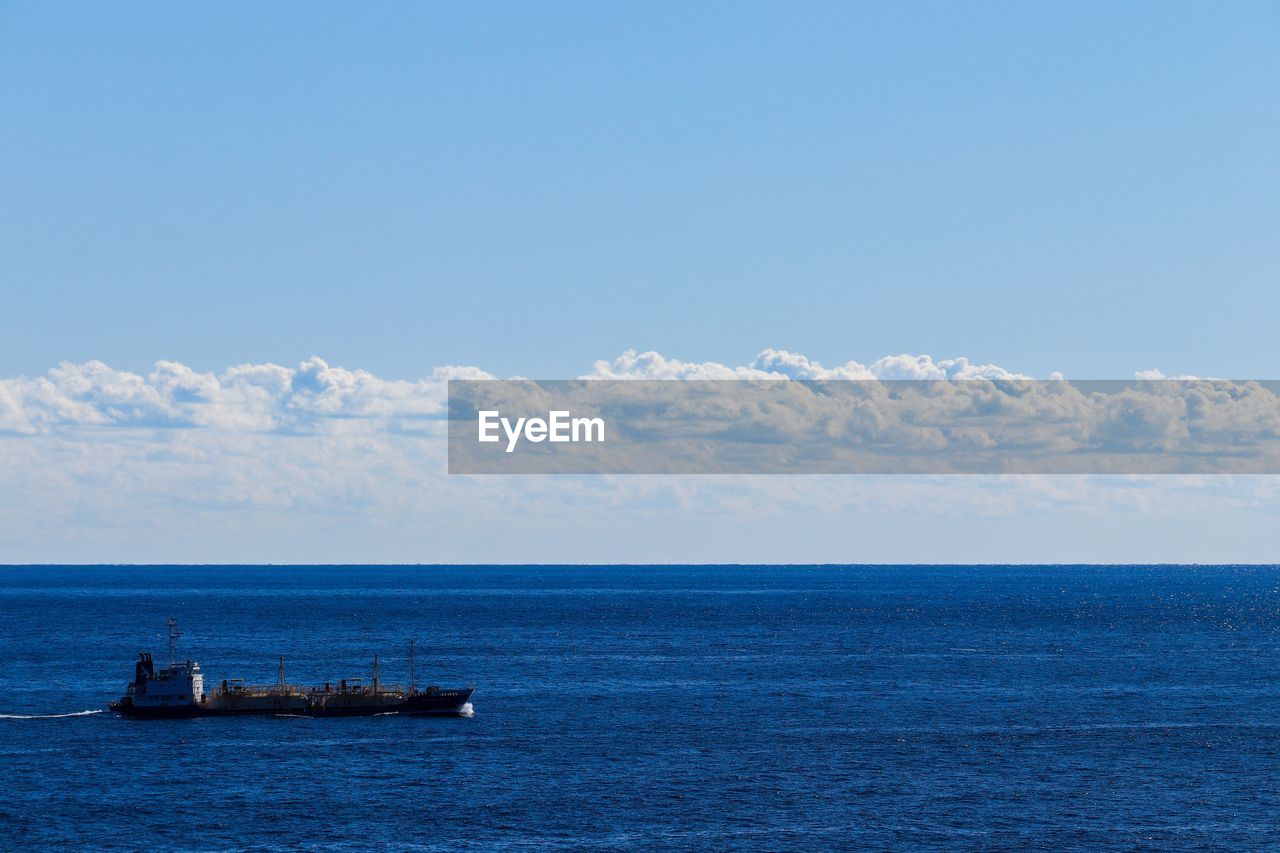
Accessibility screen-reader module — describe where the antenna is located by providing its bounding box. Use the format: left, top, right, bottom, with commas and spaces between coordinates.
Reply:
407, 639, 416, 694
278, 656, 285, 691
372, 654, 381, 692
166, 617, 180, 666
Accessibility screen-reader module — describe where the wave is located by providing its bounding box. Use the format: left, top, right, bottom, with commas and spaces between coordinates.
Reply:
0, 709, 105, 720
460, 702, 474, 717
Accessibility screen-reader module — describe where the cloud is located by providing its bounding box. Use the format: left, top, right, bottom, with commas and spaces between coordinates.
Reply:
2, 350, 1023, 434
586, 349, 1028, 381
0, 357, 495, 435
3, 350, 1279, 562
451, 376, 1280, 474
1134, 369, 1204, 381
6, 352, 1278, 465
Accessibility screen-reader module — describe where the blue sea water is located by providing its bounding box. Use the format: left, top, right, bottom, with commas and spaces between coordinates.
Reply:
1, 564, 1278, 850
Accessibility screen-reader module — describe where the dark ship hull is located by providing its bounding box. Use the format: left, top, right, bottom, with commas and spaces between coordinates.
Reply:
110, 687, 474, 719
111, 626, 471, 720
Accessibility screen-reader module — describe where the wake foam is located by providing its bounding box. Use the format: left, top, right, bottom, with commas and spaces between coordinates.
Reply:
0, 709, 105, 720
460, 702, 474, 717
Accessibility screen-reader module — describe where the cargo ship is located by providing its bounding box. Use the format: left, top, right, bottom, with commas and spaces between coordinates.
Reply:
109, 620, 473, 719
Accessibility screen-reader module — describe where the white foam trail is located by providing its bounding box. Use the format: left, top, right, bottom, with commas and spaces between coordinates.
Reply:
0, 709, 105, 720
460, 702, 474, 717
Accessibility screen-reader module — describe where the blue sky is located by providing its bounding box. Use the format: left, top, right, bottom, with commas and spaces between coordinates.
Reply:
3, 1, 1277, 380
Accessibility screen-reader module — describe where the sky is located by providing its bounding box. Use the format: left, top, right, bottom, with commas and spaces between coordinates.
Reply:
1, 3, 1278, 562
2, 1, 1277, 380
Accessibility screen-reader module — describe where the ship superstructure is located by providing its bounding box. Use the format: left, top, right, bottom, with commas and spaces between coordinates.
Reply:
110, 620, 473, 719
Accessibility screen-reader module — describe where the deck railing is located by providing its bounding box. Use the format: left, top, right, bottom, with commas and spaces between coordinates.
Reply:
211, 682, 411, 697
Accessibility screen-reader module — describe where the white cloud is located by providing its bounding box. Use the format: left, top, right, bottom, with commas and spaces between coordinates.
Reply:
2, 351, 1278, 562
0, 357, 495, 435
586, 349, 1029, 381
1134, 369, 1205, 380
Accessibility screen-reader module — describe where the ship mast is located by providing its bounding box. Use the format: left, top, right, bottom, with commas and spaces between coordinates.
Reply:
278, 656, 285, 691
372, 654, 381, 693
407, 639, 415, 694
166, 617, 180, 666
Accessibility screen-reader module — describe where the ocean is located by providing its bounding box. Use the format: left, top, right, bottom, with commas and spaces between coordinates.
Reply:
1, 565, 1277, 849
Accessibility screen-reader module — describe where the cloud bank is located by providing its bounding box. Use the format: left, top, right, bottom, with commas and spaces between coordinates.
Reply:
0, 357, 494, 435
449, 378, 1280, 474
589, 349, 1030, 381
2, 351, 1277, 563
1, 350, 1031, 435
